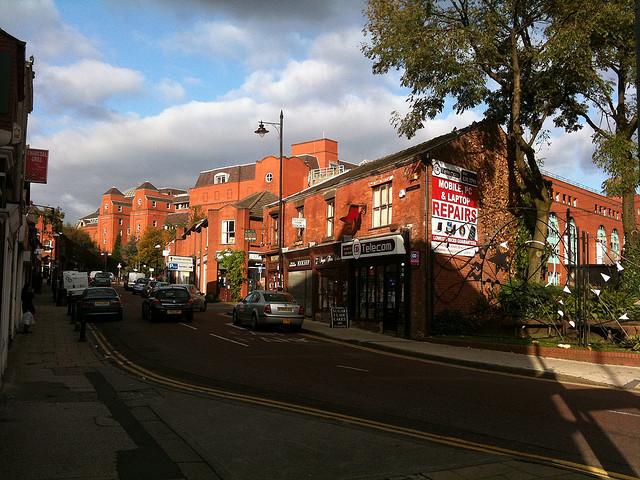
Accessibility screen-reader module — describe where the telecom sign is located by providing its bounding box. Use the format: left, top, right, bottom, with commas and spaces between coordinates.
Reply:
168, 255, 194, 272
431, 160, 479, 257
341, 234, 406, 260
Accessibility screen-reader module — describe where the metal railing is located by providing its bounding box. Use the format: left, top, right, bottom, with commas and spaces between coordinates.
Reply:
308, 164, 345, 186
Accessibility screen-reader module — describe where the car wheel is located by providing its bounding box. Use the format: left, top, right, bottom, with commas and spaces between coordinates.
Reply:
251, 313, 259, 331
232, 310, 240, 325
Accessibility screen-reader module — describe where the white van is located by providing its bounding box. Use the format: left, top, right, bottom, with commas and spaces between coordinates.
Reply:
125, 272, 146, 291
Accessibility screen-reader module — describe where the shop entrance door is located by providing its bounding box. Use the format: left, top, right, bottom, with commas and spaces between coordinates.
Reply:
382, 263, 400, 333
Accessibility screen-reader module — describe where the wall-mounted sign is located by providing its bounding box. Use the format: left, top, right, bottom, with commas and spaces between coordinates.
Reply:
288, 257, 311, 270
291, 217, 307, 229
168, 255, 194, 272
341, 234, 406, 260
25, 148, 49, 184
410, 250, 420, 266
431, 160, 479, 257
244, 229, 257, 241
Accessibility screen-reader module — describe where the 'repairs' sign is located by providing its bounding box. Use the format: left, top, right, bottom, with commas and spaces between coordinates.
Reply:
341, 234, 406, 260
431, 160, 479, 257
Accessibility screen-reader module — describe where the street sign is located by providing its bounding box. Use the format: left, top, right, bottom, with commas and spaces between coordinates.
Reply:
168, 255, 194, 272
292, 217, 306, 229
168, 262, 179, 270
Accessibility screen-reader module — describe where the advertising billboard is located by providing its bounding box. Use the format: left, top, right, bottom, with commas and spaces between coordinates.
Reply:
26, 148, 49, 184
431, 160, 479, 257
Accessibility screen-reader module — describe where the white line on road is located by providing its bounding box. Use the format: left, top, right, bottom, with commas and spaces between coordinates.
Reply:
180, 323, 198, 330
226, 323, 246, 331
336, 365, 369, 373
607, 410, 640, 418
210, 333, 249, 347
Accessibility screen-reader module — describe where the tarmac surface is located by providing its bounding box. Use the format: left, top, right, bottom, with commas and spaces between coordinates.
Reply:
1, 286, 638, 480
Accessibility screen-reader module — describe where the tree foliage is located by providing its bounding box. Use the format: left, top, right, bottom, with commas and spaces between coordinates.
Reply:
219, 249, 246, 302
62, 224, 98, 254
362, 0, 588, 281
133, 228, 167, 273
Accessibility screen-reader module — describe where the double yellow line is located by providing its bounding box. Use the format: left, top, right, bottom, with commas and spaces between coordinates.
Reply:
89, 325, 638, 480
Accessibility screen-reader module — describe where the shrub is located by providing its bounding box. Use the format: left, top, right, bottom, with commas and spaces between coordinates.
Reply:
619, 335, 640, 351
430, 309, 478, 336
496, 280, 563, 322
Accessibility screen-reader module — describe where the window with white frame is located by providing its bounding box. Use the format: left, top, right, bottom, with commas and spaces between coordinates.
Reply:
372, 183, 392, 228
596, 225, 607, 264
222, 220, 235, 244
118, 205, 122, 212
611, 229, 620, 262
214, 172, 229, 184
326, 199, 334, 238
137, 198, 142, 207
152, 220, 157, 227
546, 213, 560, 264
271, 214, 279, 246
137, 224, 141, 232
152, 200, 156, 208
104, 203, 109, 211
118, 219, 123, 225
296, 206, 304, 239
166, 202, 171, 209
265, 172, 273, 183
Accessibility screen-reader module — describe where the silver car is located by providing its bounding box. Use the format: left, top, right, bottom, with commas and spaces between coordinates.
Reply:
232, 290, 304, 331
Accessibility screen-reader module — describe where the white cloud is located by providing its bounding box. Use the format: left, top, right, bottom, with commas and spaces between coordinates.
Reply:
156, 79, 186, 102
0, 0, 100, 61
37, 60, 145, 114
164, 21, 251, 59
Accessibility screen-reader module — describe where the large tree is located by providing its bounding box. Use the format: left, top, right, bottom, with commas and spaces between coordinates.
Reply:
551, 0, 637, 261
133, 228, 167, 275
362, 0, 583, 280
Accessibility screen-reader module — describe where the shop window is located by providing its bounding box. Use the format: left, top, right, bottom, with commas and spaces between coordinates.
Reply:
222, 220, 235, 244
326, 199, 334, 238
372, 182, 392, 228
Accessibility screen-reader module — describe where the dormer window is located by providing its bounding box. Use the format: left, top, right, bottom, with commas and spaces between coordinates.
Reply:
214, 172, 229, 184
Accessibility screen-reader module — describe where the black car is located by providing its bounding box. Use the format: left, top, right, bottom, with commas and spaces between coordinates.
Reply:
142, 280, 169, 298
141, 285, 194, 322
78, 287, 123, 322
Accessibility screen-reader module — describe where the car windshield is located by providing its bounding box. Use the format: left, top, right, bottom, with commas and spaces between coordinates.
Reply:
135, 278, 148, 284
84, 288, 117, 297
156, 289, 189, 300
95, 273, 110, 278
263, 293, 295, 303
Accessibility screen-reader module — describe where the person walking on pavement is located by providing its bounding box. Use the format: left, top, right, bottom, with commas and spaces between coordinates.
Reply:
21, 283, 36, 333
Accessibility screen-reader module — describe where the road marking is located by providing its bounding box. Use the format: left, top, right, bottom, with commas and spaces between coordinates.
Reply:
607, 410, 640, 418
180, 323, 197, 330
88, 326, 639, 480
226, 323, 245, 330
209, 333, 249, 347
337, 365, 369, 373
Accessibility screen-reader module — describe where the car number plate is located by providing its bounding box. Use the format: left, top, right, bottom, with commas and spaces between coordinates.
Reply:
167, 310, 182, 315
279, 307, 293, 312
95, 301, 109, 306
282, 318, 291, 325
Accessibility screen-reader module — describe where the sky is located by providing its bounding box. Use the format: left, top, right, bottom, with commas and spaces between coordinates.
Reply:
3, 0, 604, 223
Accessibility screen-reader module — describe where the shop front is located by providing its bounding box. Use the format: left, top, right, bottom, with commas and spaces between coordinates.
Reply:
312, 243, 346, 323
341, 234, 408, 337
247, 252, 265, 292
285, 253, 312, 316
264, 253, 283, 291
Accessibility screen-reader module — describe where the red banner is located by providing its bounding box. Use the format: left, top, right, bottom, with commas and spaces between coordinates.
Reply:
26, 148, 48, 184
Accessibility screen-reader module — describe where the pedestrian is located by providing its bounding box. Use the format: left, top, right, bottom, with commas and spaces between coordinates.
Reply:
21, 284, 36, 333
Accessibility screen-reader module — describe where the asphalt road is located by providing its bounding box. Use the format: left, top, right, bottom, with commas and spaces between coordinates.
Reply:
94, 287, 640, 478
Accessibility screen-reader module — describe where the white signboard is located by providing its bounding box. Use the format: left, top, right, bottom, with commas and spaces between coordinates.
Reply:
168, 255, 194, 272
431, 161, 479, 257
291, 217, 307, 229
341, 234, 406, 260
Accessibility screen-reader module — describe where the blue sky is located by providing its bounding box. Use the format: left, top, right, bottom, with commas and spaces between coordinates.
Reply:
2, 0, 605, 222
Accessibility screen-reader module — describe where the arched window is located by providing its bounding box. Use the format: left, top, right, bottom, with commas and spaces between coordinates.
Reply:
265, 172, 273, 183
596, 225, 606, 264
547, 213, 560, 264
563, 218, 577, 265
611, 229, 620, 262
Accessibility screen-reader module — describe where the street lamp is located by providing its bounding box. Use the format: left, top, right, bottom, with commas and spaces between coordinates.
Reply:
154, 244, 162, 279
255, 110, 284, 290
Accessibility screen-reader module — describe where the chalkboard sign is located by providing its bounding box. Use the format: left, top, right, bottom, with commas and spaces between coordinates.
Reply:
330, 306, 349, 328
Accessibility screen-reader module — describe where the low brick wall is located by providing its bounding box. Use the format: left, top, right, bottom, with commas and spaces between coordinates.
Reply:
426, 337, 640, 367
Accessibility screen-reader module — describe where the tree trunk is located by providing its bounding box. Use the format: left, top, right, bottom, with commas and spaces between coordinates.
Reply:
622, 187, 638, 253
527, 196, 553, 282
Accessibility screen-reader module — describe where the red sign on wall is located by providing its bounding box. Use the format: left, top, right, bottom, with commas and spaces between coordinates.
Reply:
26, 148, 49, 184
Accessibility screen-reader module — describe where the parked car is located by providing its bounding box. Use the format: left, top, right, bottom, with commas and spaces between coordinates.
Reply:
175, 283, 207, 311
232, 290, 304, 330
141, 285, 194, 322
125, 272, 146, 291
92, 271, 112, 287
142, 280, 169, 298
77, 287, 123, 322
132, 277, 150, 295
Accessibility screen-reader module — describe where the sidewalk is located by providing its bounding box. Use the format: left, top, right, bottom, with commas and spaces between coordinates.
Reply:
299, 318, 640, 390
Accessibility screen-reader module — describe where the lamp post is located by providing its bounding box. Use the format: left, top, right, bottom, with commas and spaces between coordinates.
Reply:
154, 244, 162, 280
102, 252, 111, 271
255, 110, 284, 290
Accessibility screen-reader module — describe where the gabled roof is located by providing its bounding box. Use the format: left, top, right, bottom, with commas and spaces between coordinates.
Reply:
103, 187, 123, 196
285, 121, 500, 202
235, 191, 279, 219
80, 209, 100, 220
136, 181, 158, 191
